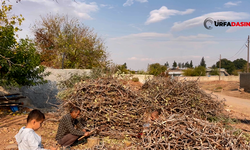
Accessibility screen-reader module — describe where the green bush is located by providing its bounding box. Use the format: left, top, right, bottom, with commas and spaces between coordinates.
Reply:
183, 66, 206, 76
210, 68, 219, 75
132, 77, 139, 82
183, 68, 194, 76
232, 70, 239, 76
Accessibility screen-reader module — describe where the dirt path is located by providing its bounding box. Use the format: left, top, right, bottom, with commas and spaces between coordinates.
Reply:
206, 90, 250, 116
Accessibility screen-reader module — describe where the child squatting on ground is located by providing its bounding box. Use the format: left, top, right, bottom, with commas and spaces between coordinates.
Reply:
15, 109, 57, 150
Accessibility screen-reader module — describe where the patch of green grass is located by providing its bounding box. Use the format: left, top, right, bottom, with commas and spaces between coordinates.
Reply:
243, 133, 250, 142
207, 115, 239, 124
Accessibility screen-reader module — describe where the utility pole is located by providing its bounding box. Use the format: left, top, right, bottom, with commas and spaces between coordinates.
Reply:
219, 54, 221, 81
247, 35, 249, 73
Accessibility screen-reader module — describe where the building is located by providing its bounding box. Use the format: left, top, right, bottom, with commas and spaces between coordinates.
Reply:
206, 68, 229, 76
167, 67, 230, 77
167, 68, 184, 77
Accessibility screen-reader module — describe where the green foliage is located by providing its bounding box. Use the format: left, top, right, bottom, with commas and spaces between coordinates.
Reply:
117, 63, 128, 74
210, 68, 219, 75
190, 60, 193, 68
193, 66, 206, 76
183, 66, 206, 76
216, 87, 223, 90
131, 77, 139, 82
178, 62, 181, 68
242, 63, 250, 73
233, 58, 247, 70
216, 59, 235, 75
181, 63, 185, 68
136, 70, 147, 75
0, 1, 47, 87
182, 68, 193, 76
232, 70, 239, 76
164, 62, 169, 68
200, 57, 206, 68
185, 61, 190, 68
33, 14, 108, 69
148, 63, 167, 76
172, 61, 177, 68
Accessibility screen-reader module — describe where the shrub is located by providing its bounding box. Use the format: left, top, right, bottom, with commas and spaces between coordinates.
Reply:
182, 66, 206, 76
132, 77, 139, 82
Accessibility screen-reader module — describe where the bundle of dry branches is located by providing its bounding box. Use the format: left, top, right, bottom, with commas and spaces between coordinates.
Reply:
59, 77, 151, 139
140, 114, 249, 150
141, 78, 225, 119
58, 77, 247, 149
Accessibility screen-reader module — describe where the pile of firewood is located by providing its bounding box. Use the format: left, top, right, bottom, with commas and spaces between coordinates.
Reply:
59, 77, 248, 149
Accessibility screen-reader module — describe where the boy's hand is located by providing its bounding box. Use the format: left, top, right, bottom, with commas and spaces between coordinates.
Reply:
84, 132, 91, 137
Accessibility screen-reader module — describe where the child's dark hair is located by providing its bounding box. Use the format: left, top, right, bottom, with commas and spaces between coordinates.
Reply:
153, 109, 162, 116
27, 109, 45, 123
70, 107, 81, 113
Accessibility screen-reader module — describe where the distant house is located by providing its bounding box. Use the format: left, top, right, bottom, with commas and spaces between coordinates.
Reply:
167, 67, 230, 77
167, 68, 184, 77
206, 68, 229, 76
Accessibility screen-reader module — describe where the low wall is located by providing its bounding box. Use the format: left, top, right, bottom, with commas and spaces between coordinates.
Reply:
176, 76, 239, 82
20, 69, 152, 108
20, 68, 91, 108
240, 73, 250, 92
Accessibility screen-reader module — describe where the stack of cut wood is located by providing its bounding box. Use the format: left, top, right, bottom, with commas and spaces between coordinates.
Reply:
58, 77, 249, 149
0, 93, 25, 107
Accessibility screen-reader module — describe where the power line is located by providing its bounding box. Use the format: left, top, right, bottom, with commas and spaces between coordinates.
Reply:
228, 40, 247, 59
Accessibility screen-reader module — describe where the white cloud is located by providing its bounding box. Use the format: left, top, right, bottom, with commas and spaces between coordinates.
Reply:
145, 6, 195, 25
174, 34, 213, 40
171, 11, 250, 32
107, 33, 218, 70
129, 24, 143, 31
224, 1, 241, 7
123, 0, 148, 7
109, 32, 172, 40
8, 0, 99, 38
128, 57, 155, 62
100, 4, 114, 9
226, 27, 247, 33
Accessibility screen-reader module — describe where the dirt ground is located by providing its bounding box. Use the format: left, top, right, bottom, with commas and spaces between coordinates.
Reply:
199, 80, 250, 99
199, 81, 250, 133
1, 80, 250, 149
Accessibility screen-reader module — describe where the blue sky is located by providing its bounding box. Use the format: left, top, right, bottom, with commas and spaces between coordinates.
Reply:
9, 0, 250, 70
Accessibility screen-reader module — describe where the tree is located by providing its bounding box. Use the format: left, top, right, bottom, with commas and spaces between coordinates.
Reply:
210, 68, 219, 75
117, 63, 128, 73
190, 60, 193, 68
148, 63, 167, 76
212, 64, 216, 69
164, 62, 169, 68
233, 58, 247, 70
0, 1, 47, 86
181, 63, 184, 68
33, 14, 108, 69
178, 62, 181, 68
183, 66, 206, 76
200, 57, 206, 68
242, 63, 250, 73
216, 59, 235, 75
185, 62, 190, 68
172, 61, 177, 68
